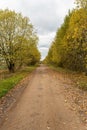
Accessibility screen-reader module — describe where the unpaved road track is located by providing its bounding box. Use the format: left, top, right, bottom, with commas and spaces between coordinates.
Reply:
0, 66, 87, 130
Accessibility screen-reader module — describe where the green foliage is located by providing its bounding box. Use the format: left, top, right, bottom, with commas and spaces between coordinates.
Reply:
0, 9, 40, 72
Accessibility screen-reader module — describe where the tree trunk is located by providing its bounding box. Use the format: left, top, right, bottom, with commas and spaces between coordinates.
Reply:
8, 62, 15, 73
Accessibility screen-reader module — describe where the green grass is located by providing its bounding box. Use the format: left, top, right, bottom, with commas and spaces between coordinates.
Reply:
0, 66, 36, 98
0, 65, 7, 70
49, 65, 87, 91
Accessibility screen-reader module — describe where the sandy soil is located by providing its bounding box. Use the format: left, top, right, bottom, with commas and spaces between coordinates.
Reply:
0, 65, 87, 130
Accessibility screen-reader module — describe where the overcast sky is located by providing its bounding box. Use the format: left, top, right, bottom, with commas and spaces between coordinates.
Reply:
0, 0, 75, 59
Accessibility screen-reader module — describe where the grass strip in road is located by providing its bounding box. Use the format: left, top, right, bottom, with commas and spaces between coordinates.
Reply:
0, 66, 36, 98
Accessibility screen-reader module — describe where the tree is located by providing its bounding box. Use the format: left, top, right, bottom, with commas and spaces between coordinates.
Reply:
75, 0, 87, 9
63, 9, 87, 71
0, 9, 40, 72
45, 11, 72, 66
45, 7, 87, 72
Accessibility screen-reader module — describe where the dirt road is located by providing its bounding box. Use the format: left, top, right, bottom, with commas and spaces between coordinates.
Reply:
0, 65, 87, 130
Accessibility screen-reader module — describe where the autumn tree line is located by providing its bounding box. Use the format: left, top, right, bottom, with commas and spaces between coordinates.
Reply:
0, 9, 40, 72
45, 0, 87, 73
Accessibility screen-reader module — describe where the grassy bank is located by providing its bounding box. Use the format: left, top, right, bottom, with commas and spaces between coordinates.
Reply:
0, 66, 36, 98
49, 65, 87, 91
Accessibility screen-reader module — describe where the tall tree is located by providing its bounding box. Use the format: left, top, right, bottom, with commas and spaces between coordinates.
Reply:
45, 8, 87, 72
0, 9, 40, 72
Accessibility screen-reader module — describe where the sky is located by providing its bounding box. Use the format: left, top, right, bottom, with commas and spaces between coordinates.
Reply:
0, 0, 75, 60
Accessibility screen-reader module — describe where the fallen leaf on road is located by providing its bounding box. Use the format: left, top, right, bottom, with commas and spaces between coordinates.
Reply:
47, 126, 50, 129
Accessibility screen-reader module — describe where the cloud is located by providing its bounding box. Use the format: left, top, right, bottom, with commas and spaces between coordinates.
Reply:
39, 47, 49, 60
38, 32, 55, 59
0, 0, 75, 59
